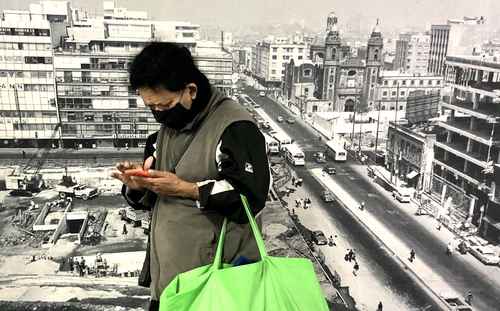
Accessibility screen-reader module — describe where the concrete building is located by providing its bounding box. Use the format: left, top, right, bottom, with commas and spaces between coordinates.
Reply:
428, 16, 488, 77
377, 71, 443, 111
435, 54, 500, 242
385, 121, 436, 190
251, 36, 309, 87
0, 9, 58, 148
393, 33, 430, 74
0, 0, 232, 148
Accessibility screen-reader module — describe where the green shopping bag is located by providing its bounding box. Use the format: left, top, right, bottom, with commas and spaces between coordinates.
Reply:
159, 195, 330, 311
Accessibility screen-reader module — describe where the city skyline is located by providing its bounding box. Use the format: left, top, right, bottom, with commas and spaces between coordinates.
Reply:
0, 0, 499, 36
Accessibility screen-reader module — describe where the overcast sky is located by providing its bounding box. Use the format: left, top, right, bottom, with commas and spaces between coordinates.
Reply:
1, 0, 499, 34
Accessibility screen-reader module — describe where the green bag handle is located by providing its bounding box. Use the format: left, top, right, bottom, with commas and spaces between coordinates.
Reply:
212, 194, 267, 271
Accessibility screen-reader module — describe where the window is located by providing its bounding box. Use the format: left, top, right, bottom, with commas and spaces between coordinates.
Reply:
392, 91, 397, 96
402, 80, 406, 85
428, 80, 432, 85
298, 55, 303, 60
384, 80, 388, 85
271, 70, 276, 74
400, 105, 403, 110
401, 91, 405, 96
128, 98, 137, 108
411, 80, 415, 85
303, 69, 312, 77
419, 80, 424, 85
392, 80, 397, 86
383, 91, 388, 96
272, 55, 277, 60
272, 48, 277, 52
437, 80, 441, 85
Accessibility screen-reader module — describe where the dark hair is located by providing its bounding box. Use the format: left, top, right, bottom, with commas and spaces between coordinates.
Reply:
129, 42, 211, 98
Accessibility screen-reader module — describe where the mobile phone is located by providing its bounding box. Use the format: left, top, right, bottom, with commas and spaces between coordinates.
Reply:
124, 168, 150, 177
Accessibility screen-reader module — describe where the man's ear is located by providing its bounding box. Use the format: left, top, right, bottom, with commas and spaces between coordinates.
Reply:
186, 83, 198, 100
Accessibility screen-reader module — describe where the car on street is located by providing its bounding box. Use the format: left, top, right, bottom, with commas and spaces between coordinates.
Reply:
259, 91, 265, 96
313, 152, 326, 163
321, 190, 335, 202
469, 245, 500, 265
322, 165, 336, 175
253, 104, 260, 108
392, 187, 413, 203
277, 116, 284, 123
312, 230, 328, 245
286, 118, 296, 124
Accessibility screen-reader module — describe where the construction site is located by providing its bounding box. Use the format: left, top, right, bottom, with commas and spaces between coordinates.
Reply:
0, 149, 350, 311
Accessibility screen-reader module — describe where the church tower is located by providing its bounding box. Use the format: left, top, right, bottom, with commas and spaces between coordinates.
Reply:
322, 12, 341, 102
363, 19, 383, 111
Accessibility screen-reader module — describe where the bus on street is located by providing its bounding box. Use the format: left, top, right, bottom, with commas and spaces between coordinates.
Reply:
325, 140, 347, 162
283, 144, 305, 166
271, 131, 292, 151
264, 134, 280, 155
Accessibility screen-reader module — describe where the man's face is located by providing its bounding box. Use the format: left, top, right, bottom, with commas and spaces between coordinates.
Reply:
138, 86, 193, 112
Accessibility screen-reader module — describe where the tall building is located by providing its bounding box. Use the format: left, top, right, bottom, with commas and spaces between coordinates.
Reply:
394, 33, 430, 74
434, 54, 500, 242
0, 10, 57, 148
251, 36, 309, 87
0, 0, 232, 148
428, 16, 488, 76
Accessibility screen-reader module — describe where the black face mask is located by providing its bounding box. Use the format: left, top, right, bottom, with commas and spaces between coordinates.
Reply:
151, 101, 195, 130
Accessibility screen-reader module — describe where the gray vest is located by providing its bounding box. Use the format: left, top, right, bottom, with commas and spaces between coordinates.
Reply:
149, 97, 258, 300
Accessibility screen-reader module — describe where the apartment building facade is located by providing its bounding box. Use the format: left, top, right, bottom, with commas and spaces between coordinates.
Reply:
393, 33, 430, 74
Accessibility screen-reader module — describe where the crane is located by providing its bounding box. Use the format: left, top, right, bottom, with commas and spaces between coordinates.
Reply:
7, 122, 62, 194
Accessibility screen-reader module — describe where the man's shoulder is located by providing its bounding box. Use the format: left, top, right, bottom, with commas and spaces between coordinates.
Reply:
146, 131, 159, 142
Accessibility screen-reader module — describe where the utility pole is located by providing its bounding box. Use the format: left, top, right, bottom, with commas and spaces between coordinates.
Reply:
358, 112, 362, 154
391, 83, 400, 184
350, 99, 357, 149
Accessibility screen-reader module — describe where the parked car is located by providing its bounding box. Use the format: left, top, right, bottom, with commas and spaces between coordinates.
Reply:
262, 122, 270, 130
392, 187, 412, 203
322, 165, 336, 175
277, 116, 284, 123
259, 91, 265, 96
321, 190, 335, 202
254, 104, 260, 108
312, 230, 328, 245
469, 245, 500, 265
286, 118, 296, 124
313, 152, 327, 163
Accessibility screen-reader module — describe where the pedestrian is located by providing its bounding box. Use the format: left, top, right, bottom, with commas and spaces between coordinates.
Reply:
446, 242, 453, 256
377, 301, 383, 311
291, 176, 296, 186
409, 249, 416, 262
22, 150, 26, 159
465, 290, 473, 305
353, 262, 359, 276
112, 42, 270, 310
122, 223, 128, 235
69, 257, 74, 273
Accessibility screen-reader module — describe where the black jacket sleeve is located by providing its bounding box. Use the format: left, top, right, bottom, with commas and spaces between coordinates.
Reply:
121, 131, 158, 210
198, 121, 270, 223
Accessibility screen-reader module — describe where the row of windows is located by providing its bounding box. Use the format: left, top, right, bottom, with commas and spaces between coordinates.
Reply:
383, 79, 440, 86
271, 47, 304, 53
0, 111, 57, 118
0, 42, 51, 50
0, 83, 54, 91
0, 70, 53, 79
13, 123, 57, 131
0, 28, 50, 36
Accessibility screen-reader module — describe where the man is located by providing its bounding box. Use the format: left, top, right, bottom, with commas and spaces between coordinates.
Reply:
112, 42, 270, 310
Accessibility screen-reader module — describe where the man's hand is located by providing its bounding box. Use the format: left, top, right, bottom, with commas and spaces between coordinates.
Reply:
111, 156, 154, 190
130, 169, 199, 200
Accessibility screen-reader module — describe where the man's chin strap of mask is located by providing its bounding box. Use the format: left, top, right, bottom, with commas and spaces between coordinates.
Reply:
151, 90, 198, 130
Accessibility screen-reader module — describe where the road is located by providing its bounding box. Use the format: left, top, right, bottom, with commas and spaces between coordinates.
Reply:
243, 84, 500, 311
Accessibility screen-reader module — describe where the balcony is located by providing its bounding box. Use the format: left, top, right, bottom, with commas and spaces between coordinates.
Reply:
434, 140, 488, 168
450, 81, 500, 98
442, 98, 500, 122
337, 87, 363, 96
438, 120, 500, 146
